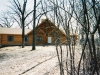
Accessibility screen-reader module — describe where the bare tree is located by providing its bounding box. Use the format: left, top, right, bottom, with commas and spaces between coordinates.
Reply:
31, 0, 55, 50
3, 0, 99, 74
40, 0, 100, 75
0, 12, 14, 28
9, 0, 35, 48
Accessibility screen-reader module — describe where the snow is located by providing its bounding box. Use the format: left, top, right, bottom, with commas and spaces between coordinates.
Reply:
0, 45, 81, 75
0, 46, 60, 75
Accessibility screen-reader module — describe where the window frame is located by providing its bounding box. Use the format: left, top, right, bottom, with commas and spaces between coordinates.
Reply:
7, 35, 14, 42
25, 36, 28, 42
37, 36, 42, 42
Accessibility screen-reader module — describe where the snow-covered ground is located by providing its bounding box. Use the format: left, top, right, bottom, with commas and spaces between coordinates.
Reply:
0, 45, 81, 75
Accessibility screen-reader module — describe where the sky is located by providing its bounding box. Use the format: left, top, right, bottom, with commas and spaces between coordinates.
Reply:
0, 0, 77, 30
0, 0, 46, 28
0, 0, 46, 18
0, 0, 33, 14
0, 0, 9, 14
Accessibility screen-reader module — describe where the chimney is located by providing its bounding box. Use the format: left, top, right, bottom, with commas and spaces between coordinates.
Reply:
41, 19, 46, 22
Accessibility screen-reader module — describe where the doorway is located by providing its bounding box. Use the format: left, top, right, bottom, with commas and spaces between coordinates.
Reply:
48, 37, 52, 44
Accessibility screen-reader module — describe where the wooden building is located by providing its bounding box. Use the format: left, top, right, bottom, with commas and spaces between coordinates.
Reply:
0, 19, 78, 47
0, 28, 32, 47
26, 19, 66, 45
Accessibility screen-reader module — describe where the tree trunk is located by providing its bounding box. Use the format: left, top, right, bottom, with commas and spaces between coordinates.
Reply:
22, 18, 25, 48
32, 0, 36, 50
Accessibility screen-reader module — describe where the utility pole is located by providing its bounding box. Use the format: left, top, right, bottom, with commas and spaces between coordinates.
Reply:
32, 0, 36, 50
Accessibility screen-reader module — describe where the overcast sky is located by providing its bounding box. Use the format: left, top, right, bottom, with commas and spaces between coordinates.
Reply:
0, 0, 34, 14
0, 0, 45, 28
0, 0, 9, 14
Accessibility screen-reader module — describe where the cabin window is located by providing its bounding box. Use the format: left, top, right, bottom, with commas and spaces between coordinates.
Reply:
37, 36, 42, 42
8, 36, 14, 42
25, 36, 28, 42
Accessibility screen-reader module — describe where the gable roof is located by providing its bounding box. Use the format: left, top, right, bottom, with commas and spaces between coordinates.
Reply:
26, 19, 66, 36
0, 27, 32, 35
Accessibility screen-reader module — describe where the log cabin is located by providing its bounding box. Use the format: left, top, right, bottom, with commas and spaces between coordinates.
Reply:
0, 19, 78, 47
0, 27, 32, 47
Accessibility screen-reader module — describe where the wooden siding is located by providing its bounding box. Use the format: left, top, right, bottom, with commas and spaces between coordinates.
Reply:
1, 34, 32, 46
27, 19, 67, 45
52, 36, 66, 44
25, 35, 32, 45
1, 34, 21, 45
0, 34, 77, 46
36, 35, 47, 45
0, 34, 1, 45
0, 19, 78, 46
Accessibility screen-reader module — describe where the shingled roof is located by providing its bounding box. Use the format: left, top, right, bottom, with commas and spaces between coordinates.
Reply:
0, 27, 32, 35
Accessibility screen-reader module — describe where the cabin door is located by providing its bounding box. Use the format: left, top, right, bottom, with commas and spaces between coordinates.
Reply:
48, 37, 52, 44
